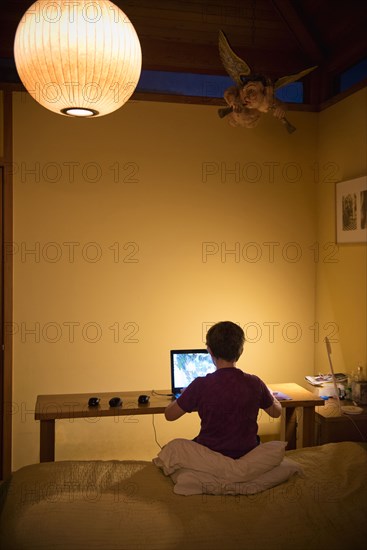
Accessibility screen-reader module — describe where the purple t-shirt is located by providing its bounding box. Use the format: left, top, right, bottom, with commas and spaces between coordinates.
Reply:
177, 367, 274, 459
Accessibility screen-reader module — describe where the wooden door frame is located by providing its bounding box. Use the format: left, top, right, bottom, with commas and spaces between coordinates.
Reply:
0, 85, 14, 479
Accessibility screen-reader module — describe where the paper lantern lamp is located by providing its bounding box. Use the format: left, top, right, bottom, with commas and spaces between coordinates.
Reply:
14, 0, 142, 117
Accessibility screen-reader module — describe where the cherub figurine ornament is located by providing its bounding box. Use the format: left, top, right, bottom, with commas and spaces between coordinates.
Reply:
218, 30, 317, 133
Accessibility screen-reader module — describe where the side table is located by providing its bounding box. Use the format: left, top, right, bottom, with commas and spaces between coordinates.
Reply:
315, 399, 367, 444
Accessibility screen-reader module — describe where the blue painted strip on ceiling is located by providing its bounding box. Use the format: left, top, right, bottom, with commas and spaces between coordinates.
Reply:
340, 59, 367, 92
136, 70, 304, 102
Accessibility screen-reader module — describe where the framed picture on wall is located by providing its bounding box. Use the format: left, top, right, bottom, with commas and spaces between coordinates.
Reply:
336, 176, 367, 243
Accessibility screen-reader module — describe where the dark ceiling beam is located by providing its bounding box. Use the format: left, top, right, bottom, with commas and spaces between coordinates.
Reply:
271, 0, 325, 65
327, 35, 367, 74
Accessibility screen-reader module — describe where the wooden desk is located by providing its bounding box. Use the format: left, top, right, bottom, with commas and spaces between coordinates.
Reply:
35, 389, 167, 462
35, 383, 324, 462
270, 383, 324, 449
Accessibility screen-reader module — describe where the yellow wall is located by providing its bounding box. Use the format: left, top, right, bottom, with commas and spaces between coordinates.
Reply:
10, 90, 335, 470
315, 88, 367, 374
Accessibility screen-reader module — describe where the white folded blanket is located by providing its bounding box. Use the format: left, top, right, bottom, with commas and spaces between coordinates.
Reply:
153, 439, 303, 496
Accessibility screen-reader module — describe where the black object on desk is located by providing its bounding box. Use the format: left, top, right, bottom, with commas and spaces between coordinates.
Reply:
88, 397, 100, 407
109, 397, 122, 407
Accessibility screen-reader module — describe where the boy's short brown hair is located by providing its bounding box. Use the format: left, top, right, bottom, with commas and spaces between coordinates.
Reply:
206, 321, 245, 362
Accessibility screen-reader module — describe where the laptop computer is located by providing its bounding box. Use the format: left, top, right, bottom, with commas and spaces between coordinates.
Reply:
170, 349, 216, 398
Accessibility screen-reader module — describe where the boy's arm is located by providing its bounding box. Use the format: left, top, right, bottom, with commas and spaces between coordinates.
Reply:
164, 399, 186, 421
264, 395, 282, 418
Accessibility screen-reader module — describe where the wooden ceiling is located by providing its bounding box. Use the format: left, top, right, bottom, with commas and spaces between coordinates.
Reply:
1, 0, 366, 108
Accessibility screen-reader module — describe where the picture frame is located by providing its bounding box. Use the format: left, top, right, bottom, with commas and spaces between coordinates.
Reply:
336, 176, 367, 243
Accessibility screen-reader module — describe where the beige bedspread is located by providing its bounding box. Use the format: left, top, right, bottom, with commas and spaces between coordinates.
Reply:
0, 442, 366, 550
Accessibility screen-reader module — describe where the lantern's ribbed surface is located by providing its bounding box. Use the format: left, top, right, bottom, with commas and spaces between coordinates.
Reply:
14, 1, 142, 117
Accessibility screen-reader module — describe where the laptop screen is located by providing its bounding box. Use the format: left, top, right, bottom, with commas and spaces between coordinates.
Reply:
170, 349, 216, 396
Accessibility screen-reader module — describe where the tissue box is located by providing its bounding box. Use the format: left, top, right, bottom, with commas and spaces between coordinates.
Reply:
308, 383, 339, 398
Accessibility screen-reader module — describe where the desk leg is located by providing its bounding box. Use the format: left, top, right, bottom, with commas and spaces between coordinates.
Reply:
281, 408, 297, 450
40, 420, 55, 462
301, 407, 315, 448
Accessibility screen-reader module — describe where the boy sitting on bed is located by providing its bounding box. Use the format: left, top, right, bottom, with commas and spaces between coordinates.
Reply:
165, 321, 281, 459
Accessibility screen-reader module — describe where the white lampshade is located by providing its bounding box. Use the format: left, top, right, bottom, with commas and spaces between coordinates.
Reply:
14, 0, 142, 117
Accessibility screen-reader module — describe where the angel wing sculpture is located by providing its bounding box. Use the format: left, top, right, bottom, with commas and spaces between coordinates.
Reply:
218, 30, 317, 133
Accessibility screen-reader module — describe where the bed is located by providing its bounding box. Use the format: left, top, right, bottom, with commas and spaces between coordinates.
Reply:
0, 441, 366, 550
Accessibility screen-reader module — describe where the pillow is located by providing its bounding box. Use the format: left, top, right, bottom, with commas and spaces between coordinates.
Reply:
172, 457, 304, 496
154, 439, 287, 483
